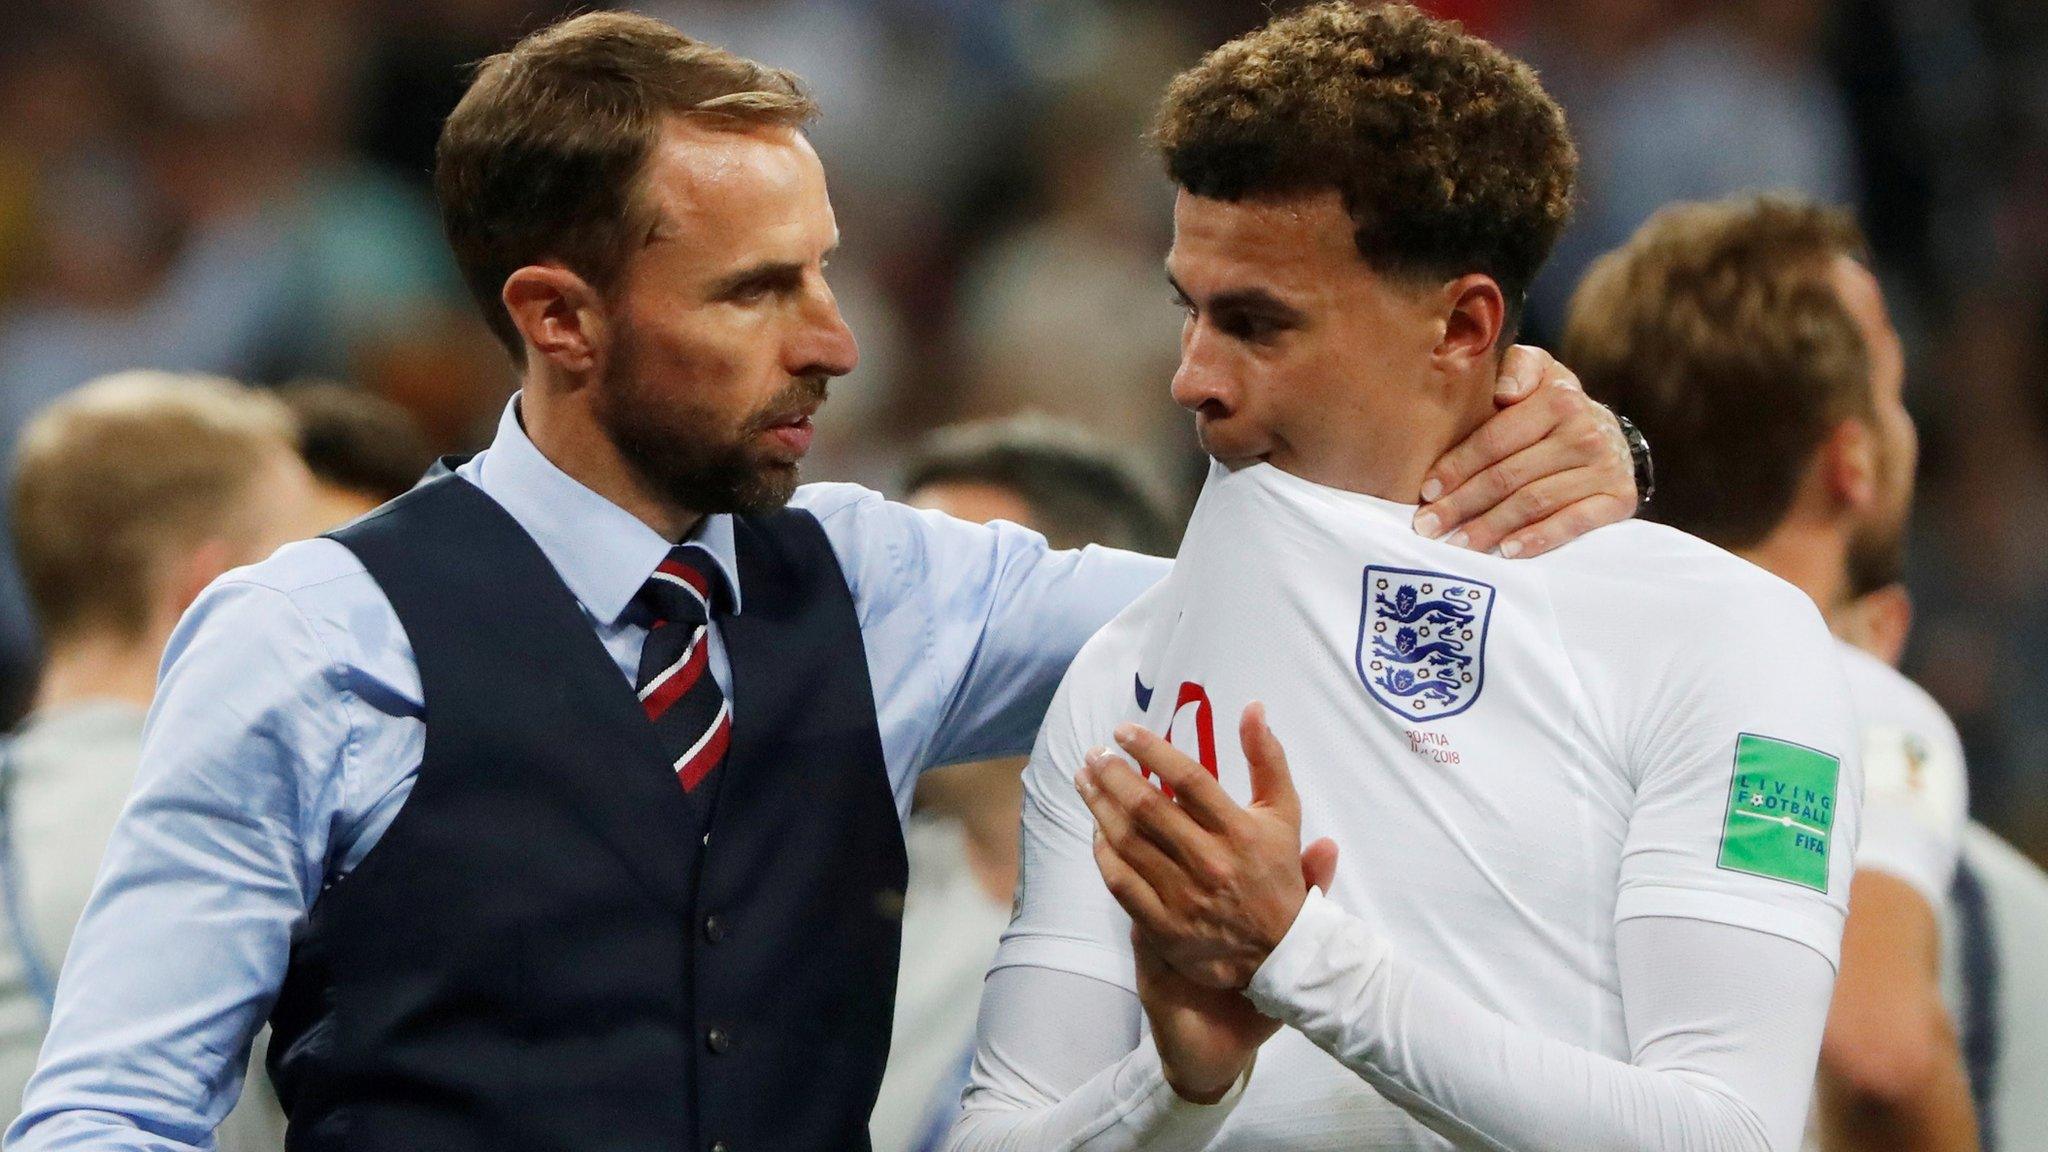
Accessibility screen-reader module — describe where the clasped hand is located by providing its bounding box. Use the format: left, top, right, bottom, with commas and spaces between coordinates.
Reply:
1076, 704, 1336, 1102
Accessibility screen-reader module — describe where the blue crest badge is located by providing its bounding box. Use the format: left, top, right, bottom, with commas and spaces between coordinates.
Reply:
1356, 566, 1496, 722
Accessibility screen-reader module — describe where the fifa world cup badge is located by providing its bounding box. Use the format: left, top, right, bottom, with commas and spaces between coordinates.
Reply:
1356, 566, 1496, 722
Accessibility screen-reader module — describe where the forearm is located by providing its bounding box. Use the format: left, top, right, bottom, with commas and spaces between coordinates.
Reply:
1815, 871, 1978, 1152
948, 1042, 1245, 1152
1246, 894, 1826, 1152
945, 966, 1243, 1152
1817, 1042, 1978, 1152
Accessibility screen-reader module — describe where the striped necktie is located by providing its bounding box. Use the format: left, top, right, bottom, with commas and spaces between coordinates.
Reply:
633, 544, 730, 792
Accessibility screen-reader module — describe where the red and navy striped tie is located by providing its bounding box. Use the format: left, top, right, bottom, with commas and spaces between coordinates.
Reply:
633, 544, 730, 792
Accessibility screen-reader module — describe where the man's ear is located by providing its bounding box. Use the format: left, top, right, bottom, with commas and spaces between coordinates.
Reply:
1835, 583, 1913, 667
502, 265, 608, 374
1433, 274, 1508, 372
1819, 417, 1878, 512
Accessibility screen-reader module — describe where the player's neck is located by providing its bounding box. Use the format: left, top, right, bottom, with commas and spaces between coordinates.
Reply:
1738, 524, 1852, 619
1277, 370, 1494, 502
35, 631, 165, 715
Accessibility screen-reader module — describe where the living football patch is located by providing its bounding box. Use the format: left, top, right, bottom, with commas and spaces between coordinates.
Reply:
1717, 733, 1840, 892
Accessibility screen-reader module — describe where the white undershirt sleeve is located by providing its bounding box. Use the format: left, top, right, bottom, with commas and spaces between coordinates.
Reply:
948, 911, 1831, 1152
944, 967, 1245, 1152
1246, 898, 1833, 1152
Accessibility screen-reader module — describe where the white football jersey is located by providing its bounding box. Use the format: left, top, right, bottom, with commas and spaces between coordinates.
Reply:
996, 462, 1862, 1149
1837, 641, 1969, 907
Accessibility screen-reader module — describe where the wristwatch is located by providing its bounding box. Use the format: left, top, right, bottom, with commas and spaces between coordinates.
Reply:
1615, 412, 1654, 510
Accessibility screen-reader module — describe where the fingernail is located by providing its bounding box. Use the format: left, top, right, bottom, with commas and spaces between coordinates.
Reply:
1500, 538, 1523, 558
1085, 746, 1113, 768
1419, 478, 1443, 502
1075, 765, 1097, 797
1113, 724, 1142, 747
1445, 530, 1469, 550
1412, 511, 1440, 539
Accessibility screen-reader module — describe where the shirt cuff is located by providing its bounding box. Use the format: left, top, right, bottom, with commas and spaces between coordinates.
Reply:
1244, 887, 1387, 1025
1100, 1039, 1252, 1148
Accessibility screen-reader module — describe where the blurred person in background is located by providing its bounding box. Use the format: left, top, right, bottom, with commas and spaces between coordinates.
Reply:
0, 372, 321, 1150
1517, 0, 1858, 340
1941, 777, 2048, 1152
1837, 571, 2048, 1152
4, 11, 1638, 1150
1566, 195, 1975, 1151
279, 381, 440, 524
874, 415, 1178, 1152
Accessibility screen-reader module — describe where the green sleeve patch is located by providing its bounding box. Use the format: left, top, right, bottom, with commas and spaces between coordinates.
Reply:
1717, 733, 1840, 892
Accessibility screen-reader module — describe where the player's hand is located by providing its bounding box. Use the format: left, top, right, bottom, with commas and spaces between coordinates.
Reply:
1413, 345, 1635, 558
1134, 929, 1278, 1104
1076, 703, 1337, 990
1134, 833, 1337, 1103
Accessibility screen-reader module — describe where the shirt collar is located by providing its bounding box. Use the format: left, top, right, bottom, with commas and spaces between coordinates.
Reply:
469, 395, 743, 623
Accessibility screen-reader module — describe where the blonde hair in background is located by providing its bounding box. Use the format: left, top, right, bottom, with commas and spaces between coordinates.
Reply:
1561, 195, 1872, 549
11, 371, 300, 645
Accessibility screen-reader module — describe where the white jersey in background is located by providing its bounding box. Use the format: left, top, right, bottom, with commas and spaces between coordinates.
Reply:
950, 462, 1864, 1152
1837, 641, 1969, 907
1944, 823, 2048, 1152
1796, 644, 1970, 1152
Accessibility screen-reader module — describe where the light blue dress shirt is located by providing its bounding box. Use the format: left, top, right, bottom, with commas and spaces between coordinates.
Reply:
5, 398, 1166, 1151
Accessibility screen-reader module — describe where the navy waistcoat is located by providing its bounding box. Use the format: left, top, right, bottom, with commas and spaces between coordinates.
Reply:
267, 473, 905, 1152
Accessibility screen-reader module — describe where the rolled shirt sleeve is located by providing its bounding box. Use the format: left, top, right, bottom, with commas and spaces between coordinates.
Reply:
793, 483, 1167, 805
8, 570, 360, 1151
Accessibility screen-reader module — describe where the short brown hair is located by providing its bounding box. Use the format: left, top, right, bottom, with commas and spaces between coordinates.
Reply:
1562, 196, 1872, 549
1154, 2, 1577, 338
902, 416, 1180, 555
280, 382, 437, 503
436, 11, 816, 359
11, 372, 300, 644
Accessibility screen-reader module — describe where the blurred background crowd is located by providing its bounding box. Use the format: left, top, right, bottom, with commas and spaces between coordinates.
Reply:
1, 0, 2045, 847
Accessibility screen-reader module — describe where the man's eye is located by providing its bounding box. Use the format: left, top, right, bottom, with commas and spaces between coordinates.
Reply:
729, 280, 783, 304
1219, 315, 1277, 341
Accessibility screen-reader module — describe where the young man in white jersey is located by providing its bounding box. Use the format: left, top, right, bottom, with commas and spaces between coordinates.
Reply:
1563, 197, 1976, 1152
945, 6, 1860, 1150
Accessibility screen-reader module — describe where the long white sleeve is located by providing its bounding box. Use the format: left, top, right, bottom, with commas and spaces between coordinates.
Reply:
944, 967, 1245, 1151
1246, 898, 1834, 1151
952, 911, 1832, 1152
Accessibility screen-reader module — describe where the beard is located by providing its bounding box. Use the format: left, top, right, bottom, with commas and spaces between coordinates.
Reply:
1844, 511, 1908, 599
1844, 438, 1913, 599
594, 328, 827, 517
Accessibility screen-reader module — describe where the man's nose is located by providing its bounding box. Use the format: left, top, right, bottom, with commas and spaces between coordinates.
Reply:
791, 288, 860, 380
1171, 330, 1235, 414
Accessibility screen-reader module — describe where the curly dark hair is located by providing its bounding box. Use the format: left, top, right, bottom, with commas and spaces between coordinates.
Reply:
1154, 2, 1577, 337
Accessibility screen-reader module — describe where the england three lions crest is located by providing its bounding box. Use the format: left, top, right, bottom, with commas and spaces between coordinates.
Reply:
1356, 566, 1496, 722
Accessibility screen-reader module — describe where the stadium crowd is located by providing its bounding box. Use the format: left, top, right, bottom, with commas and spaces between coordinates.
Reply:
0, 1, 2044, 1149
